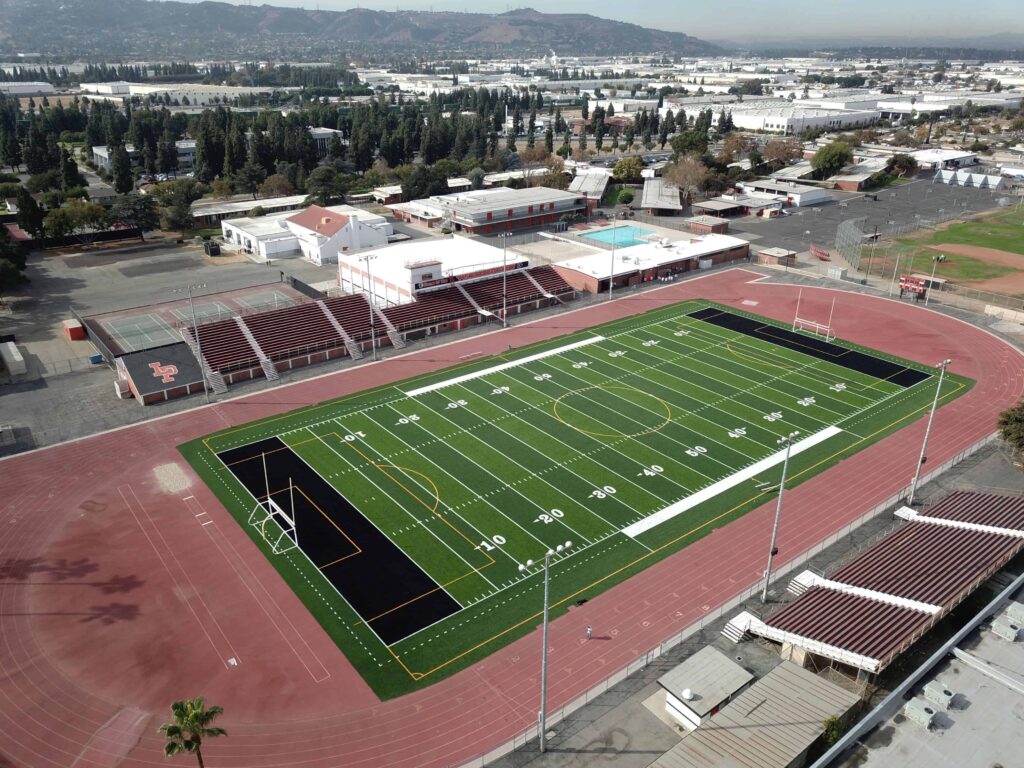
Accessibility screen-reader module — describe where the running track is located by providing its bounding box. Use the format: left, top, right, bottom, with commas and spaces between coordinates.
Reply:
0, 269, 1021, 768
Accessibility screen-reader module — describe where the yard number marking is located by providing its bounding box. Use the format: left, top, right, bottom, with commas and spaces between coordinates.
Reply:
572, 361, 590, 369
535, 508, 565, 525
685, 445, 708, 458
728, 427, 747, 439
642, 339, 660, 347
797, 396, 816, 407
395, 415, 421, 425
476, 534, 507, 552
590, 485, 617, 499
763, 411, 783, 422
608, 350, 626, 358
830, 383, 847, 392
342, 431, 367, 442
447, 399, 468, 409
639, 464, 664, 477
533, 373, 552, 381
491, 386, 510, 395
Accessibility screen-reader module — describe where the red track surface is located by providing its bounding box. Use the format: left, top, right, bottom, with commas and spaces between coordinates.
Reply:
1, 269, 1022, 768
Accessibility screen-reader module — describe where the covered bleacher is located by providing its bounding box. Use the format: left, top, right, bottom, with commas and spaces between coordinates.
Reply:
184, 266, 575, 385
723, 491, 1024, 674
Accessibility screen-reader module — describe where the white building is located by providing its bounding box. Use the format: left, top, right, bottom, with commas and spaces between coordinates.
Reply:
338, 236, 526, 307
735, 179, 833, 207
92, 140, 196, 172
0, 81, 55, 96
285, 205, 391, 266
221, 204, 390, 263
79, 81, 283, 105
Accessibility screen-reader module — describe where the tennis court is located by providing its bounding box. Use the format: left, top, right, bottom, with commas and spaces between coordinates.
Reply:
100, 313, 181, 353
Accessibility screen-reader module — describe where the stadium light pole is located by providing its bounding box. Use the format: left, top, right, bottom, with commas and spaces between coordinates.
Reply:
360, 253, 378, 361
925, 255, 941, 307
500, 231, 511, 328
174, 282, 210, 404
761, 431, 799, 604
608, 211, 617, 301
519, 540, 572, 753
908, 359, 951, 506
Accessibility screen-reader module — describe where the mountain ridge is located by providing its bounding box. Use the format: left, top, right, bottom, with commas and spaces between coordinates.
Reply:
0, 0, 723, 59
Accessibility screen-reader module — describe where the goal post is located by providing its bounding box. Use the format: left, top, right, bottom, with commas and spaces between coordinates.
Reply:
792, 290, 837, 342
248, 495, 297, 554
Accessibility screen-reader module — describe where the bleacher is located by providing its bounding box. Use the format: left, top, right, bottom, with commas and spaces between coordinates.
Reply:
528, 265, 574, 297
382, 286, 476, 332
187, 266, 575, 378
464, 271, 543, 311
322, 294, 375, 341
242, 302, 342, 361
193, 319, 261, 373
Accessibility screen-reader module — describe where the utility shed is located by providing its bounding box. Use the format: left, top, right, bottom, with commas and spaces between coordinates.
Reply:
650, 661, 859, 768
657, 646, 753, 730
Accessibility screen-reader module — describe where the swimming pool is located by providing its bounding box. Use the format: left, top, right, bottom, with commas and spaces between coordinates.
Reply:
580, 225, 654, 248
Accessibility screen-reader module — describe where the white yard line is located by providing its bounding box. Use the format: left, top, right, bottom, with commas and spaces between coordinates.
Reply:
621, 426, 844, 538
403, 335, 605, 397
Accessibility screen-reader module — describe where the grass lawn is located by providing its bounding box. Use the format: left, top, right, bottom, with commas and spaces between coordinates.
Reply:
905, 207, 1024, 257
180, 299, 971, 699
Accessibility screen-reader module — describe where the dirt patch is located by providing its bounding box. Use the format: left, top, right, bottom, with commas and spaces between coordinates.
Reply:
927, 244, 1024, 269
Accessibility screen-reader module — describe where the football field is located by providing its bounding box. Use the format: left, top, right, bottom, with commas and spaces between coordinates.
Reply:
181, 299, 970, 698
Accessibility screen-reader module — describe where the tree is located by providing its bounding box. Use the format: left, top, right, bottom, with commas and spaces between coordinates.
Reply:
663, 154, 708, 202
15, 187, 45, 241
305, 166, 345, 206
719, 133, 754, 165
210, 179, 234, 199
999, 399, 1024, 462
544, 125, 554, 154
109, 194, 160, 240
810, 141, 853, 179
612, 156, 644, 183
670, 130, 708, 159
64, 198, 109, 243
44, 206, 75, 241
158, 696, 227, 768
259, 174, 295, 198
111, 144, 133, 194
235, 155, 267, 200
888, 153, 919, 178
762, 138, 803, 168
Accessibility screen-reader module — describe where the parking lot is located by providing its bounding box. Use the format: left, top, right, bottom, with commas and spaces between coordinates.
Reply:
728, 178, 1008, 257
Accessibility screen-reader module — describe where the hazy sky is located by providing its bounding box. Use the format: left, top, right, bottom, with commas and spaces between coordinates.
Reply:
182, 0, 1024, 40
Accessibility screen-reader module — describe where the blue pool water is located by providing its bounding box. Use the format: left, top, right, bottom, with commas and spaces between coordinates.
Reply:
580, 225, 654, 248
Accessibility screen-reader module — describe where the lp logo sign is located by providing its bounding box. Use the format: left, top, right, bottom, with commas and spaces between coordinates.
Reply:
149, 362, 179, 383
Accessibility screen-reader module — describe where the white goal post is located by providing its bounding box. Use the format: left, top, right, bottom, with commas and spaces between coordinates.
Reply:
792, 290, 837, 342
248, 494, 297, 554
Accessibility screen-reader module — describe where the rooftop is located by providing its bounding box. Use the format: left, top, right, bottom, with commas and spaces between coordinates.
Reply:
428, 186, 582, 214
568, 172, 610, 200
287, 205, 350, 237
557, 233, 748, 279
656, 646, 753, 719
641, 178, 683, 211
190, 194, 310, 218
652, 662, 859, 768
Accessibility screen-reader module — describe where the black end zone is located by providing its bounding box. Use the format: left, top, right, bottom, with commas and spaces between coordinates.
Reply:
688, 307, 929, 388
218, 437, 460, 645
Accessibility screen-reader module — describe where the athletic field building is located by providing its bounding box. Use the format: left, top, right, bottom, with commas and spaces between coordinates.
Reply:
338, 235, 528, 308
220, 204, 391, 264
553, 233, 749, 293
115, 342, 205, 404
388, 187, 587, 234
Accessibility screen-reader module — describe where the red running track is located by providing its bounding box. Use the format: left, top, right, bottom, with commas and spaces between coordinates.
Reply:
0, 268, 1021, 768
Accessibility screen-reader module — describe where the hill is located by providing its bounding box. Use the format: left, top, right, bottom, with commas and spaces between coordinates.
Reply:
0, 1, 722, 59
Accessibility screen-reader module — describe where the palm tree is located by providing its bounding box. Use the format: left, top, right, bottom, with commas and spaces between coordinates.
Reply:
158, 696, 227, 768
